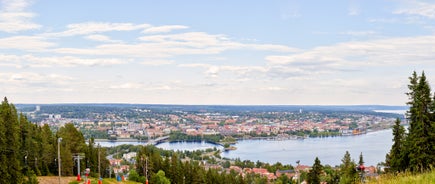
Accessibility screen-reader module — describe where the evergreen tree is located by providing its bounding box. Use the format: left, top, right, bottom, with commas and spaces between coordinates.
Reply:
339, 151, 357, 184
0, 98, 23, 183
308, 157, 323, 184
85, 138, 98, 177
387, 118, 406, 172
57, 123, 87, 176
358, 152, 364, 166
40, 124, 56, 175
403, 71, 435, 171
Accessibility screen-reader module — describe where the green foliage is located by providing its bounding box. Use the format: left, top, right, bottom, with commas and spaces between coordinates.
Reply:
0, 97, 112, 183
134, 144, 251, 184
308, 157, 323, 184
386, 118, 406, 172
25, 170, 39, 184
387, 71, 435, 173
150, 170, 170, 184
169, 131, 223, 143
128, 169, 140, 182
339, 151, 358, 184
0, 97, 23, 183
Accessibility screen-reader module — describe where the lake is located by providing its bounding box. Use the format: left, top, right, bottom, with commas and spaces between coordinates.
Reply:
221, 129, 392, 166
98, 129, 393, 166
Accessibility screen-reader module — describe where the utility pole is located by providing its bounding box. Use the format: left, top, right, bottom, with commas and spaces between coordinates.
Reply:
146, 157, 148, 184
98, 143, 101, 179
296, 160, 300, 184
73, 153, 85, 181
58, 137, 62, 184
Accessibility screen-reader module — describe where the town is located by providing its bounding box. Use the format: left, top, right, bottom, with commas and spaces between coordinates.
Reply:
16, 104, 404, 183
20, 104, 403, 141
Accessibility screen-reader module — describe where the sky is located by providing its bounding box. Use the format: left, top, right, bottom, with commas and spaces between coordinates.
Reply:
1, 0, 435, 105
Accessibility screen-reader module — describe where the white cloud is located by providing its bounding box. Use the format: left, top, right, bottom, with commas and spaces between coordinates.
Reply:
85, 34, 122, 43
179, 63, 268, 78
23, 55, 127, 67
0, 54, 126, 67
0, 0, 41, 32
142, 25, 189, 34
54, 31, 299, 58
0, 36, 55, 51
110, 82, 143, 89
261, 87, 286, 91
266, 35, 435, 71
140, 60, 174, 66
109, 82, 172, 91
0, 72, 74, 86
242, 44, 301, 52
46, 22, 150, 37
394, 1, 435, 19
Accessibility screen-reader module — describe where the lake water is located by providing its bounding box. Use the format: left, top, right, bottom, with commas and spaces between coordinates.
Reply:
221, 129, 392, 166
98, 129, 393, 166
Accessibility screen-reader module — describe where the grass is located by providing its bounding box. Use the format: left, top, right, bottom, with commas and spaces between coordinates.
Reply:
70, 178, 142, 184
367, 170, 435, 184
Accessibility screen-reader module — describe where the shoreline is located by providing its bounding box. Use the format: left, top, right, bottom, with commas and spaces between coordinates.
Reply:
94, 127, 394, 144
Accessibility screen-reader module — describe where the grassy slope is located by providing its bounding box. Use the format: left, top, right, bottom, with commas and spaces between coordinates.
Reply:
368, 171, 435, 184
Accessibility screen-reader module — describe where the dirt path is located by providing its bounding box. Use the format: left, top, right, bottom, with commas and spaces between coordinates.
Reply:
37, 176, 76, 184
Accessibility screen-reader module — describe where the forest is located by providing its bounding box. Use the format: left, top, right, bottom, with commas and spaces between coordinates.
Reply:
0, 98, 110, 184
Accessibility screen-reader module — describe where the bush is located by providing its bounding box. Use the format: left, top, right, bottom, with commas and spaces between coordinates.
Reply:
128, 170, 140, 182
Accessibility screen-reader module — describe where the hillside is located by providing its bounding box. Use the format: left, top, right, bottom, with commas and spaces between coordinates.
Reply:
368, 170, 435, 184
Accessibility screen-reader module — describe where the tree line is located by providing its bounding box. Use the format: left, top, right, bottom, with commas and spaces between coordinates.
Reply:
0, 97, 109, 184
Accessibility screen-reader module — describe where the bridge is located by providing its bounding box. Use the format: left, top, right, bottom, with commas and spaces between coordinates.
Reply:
147, 136, 170, 145
93, 135, 170, 145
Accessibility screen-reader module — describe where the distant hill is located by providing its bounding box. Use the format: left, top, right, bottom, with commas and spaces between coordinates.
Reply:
15, 103, 408, 113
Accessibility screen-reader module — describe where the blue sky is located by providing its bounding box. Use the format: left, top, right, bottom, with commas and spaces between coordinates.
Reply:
1, 0, 435, 105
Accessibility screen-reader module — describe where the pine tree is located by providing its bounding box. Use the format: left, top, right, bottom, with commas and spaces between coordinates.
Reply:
308, 157, 323, 184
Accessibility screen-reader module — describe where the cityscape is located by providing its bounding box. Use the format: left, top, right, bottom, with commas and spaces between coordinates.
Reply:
20, 104, 404, 141
15, 104, 405, 183
1, 0, 435, 183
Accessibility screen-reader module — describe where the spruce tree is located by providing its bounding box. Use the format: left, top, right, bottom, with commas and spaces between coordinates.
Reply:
0, 98, 23, 183
405, 71, 435, 171
308, 157, 323, 184
40, 124, 56, 175
339, 151, 357, 184
387, 118, 406, 172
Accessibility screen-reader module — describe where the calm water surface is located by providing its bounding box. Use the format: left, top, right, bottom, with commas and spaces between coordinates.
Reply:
221, 129, 392, 166
99, 129, 393, 166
